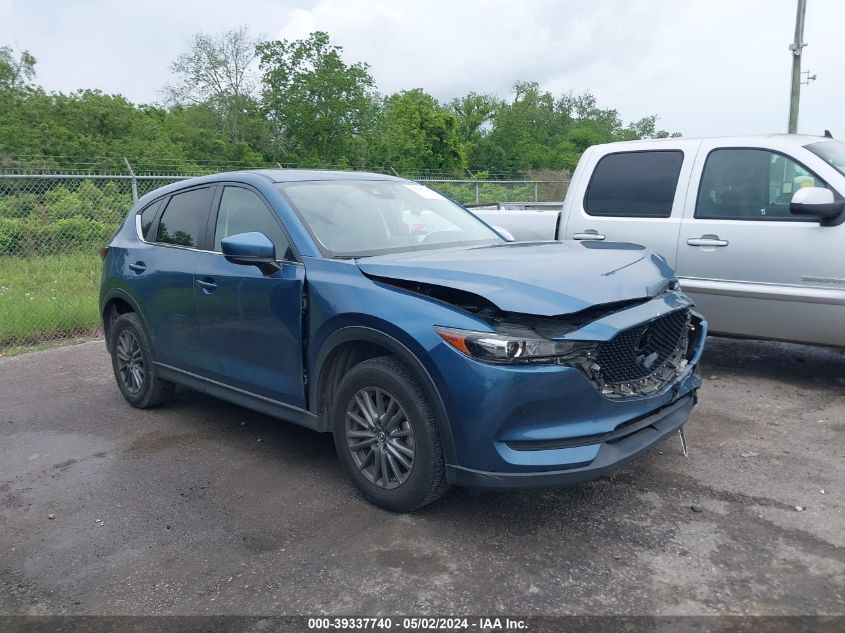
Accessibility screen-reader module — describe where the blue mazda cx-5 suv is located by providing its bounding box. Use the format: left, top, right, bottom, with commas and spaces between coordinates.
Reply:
100, 170, 707, 511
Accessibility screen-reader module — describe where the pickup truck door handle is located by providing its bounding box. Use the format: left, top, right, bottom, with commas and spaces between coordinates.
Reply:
127, 261, 146, 274
687, 235, 729, 247
572, 230, 606, 241
196, 277, 218, 293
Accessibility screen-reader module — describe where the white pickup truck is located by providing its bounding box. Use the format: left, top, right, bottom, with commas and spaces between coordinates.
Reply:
474, 134, 845, 348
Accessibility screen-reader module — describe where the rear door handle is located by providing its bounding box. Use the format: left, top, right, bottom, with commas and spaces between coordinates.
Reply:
687, 235, 729, 247
572, 230, 606, 241
128, 261, 146, 274
196, 278, 218, 293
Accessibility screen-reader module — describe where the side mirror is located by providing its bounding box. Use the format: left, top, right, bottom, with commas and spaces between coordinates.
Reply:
220, 232, 280, 274
790, 187, 844, 224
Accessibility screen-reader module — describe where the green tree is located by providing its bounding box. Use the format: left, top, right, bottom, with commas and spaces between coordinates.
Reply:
0, 46, 36, 89
0, 35, 682, 178
0, 88, 191, 170
257, 31, 380, 166
617, 114, 681, 140
448, 92, 500, 145
479, 82, 561, 173
162, 27, 260, 144
378, 89, 464, 174
164, 103, 266, 167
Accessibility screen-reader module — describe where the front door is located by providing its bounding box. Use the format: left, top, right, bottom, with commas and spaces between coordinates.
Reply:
193, 185, 306, 408
676, 143, 845, 346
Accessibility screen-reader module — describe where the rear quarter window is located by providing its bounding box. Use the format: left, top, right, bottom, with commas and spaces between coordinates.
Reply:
584, 150, 684, 217
138, 198, 163, 241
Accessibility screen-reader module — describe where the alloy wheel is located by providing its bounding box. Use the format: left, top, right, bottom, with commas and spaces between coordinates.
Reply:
345, 387, 415, 489
116, 330, 144, 394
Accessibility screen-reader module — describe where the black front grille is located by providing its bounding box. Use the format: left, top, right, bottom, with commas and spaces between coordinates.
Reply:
596, 309, 689, 385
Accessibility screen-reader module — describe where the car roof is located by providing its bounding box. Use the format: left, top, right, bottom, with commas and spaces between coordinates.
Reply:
248, 169, 404, 183
133, 169, 407, 208
594, 133, 834, 149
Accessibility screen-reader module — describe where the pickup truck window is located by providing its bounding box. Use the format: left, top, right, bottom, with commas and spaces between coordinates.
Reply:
806, 141, 845, 178
695, 148, 826, 221
584, 150, 683, 218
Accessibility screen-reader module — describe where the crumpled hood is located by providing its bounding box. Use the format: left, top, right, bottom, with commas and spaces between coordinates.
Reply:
356, 241, 676, 317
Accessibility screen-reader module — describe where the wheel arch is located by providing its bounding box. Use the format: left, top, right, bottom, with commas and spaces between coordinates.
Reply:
101, 289, 150, 352
311, 326, 457, 465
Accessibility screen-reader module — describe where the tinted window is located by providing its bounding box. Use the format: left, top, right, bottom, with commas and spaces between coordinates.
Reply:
156, 187, 213, 247
696, 149, 827, 220
585, 151, 683, 217
138, 199, 162, 241
214, 187, 294, 260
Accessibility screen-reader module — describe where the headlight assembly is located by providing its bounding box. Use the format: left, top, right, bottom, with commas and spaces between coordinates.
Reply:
434, 326, 596, 364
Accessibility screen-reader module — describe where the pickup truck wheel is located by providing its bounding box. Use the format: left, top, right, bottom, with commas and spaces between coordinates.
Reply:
332, 356, 448, 512
109, 312, 175, 409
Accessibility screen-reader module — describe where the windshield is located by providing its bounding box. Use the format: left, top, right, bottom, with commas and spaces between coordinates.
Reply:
278, 180, 502, 257
805, 141, 845, 178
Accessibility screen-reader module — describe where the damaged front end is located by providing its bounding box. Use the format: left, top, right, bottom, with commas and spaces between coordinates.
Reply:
371, 275, 704, 400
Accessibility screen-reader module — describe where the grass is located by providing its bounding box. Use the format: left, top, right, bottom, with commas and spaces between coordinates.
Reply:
0, 252, 102, 348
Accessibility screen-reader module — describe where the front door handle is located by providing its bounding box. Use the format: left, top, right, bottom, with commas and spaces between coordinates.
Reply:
128, 261, 146, 274
572, 230, 606, 241
196, 278, 218, 293
687, 235, 729, 247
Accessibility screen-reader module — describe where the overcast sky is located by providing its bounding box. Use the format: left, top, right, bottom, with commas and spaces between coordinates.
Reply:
2, 0, 843, 137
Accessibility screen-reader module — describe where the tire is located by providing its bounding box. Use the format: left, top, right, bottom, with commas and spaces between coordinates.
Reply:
332, 356, 449, 512
109, 312, 175, 409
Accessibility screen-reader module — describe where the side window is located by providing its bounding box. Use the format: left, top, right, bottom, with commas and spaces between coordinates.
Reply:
138, 199, 162, 241
585, 150, 683, 217
695, 148, 827, 220
156, 187, 213, 247
214, 187, 294, 260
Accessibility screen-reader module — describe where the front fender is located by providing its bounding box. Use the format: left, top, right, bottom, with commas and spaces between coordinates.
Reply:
309, 323, 458, 466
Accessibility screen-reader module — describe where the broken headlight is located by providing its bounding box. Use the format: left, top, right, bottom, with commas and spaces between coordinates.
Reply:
434, 326, 596, 364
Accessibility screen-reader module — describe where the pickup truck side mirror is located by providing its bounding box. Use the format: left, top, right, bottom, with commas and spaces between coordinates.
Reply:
790, 187, 845, 225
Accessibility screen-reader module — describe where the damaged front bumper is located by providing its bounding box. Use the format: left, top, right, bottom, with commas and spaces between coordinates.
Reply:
428, 294, 707, 489
446, 390, 697, 489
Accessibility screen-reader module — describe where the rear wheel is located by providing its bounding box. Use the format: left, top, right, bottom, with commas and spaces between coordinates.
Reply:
109, 312, 175, 408
332, 356, 448, 511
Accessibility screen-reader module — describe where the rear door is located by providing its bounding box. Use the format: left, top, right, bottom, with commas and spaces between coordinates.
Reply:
675, 140, 845, 345
128, 185, 215, 372
561, 141, 701, 267
193, 184, 306, 408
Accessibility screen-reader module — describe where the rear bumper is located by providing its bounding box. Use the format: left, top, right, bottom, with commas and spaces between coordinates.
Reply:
446, 391, 696, 489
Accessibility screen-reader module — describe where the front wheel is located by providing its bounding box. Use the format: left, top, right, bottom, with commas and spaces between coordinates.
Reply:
332, 356, 448, 512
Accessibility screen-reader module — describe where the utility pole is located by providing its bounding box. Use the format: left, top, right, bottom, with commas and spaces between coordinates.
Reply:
787, 0, 808, 134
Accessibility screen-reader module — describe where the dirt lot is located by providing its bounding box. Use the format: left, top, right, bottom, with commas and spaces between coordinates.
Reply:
1, 337, 843, 616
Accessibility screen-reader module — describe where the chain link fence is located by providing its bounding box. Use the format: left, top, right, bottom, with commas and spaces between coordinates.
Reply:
0, 168, 569, 352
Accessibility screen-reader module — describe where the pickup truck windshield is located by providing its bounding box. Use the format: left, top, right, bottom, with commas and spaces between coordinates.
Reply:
278, 180, 502, 257
806, 141, 845, 178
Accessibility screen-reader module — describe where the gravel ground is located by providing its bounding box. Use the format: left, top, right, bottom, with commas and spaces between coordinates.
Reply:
0, 337, 843, 616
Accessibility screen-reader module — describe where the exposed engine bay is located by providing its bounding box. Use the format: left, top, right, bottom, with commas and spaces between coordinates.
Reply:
368, 275, 702, 399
